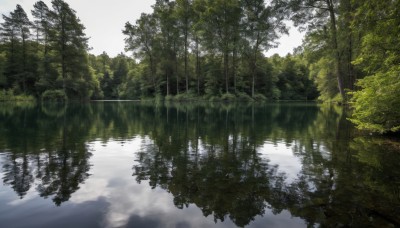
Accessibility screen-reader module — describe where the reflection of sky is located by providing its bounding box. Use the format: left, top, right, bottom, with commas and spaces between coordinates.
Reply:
259, 141, 303, 183
0, 139, 306, 228
71, 139, 237, 228
0, 153, 36, 206
79, 139, 306, 228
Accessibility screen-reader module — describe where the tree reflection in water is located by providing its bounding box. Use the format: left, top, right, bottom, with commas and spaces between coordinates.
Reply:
133, 103, 400, 227
0, 103, 92, 206
0, 102, 399, 227
134, 103, 315, 226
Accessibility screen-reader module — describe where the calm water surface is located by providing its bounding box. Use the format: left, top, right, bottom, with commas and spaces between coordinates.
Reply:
0, 102, 399, 228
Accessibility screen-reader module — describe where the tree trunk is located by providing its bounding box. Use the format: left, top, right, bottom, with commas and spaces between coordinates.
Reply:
36, 25, 40, 53
327, 0, 345, 100
184, 30, 189, 94
174, 40, 179, 95
22, 34, 27, 93
252, 69, 255, 98
233, 38, 237, 94
195, 37, 200, 95
61, 14, 66, 93
149, 54, 157, 93
183, 2, 189, 95
166, 69, 169, 96
344, 0, 355, 91
224, 51, 229, 93
251, 41, 259, 98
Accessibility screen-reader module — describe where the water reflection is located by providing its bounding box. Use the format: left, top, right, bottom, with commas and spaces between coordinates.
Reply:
0, 103, 92, 205
0, 102, 399, 227
132, 103, 400, 227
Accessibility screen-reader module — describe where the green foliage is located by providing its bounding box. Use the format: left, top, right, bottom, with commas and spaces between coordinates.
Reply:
0, 89, 35, 101
220, 92, 236, 101
236, 91, 253, 101
309, 56, 338, 101
349, 67, 400, 133
208, 95, 222, 102
0, 1, 96, 100
0, 90, 14, 101
1, 4, 36, 94
121, 0, 291, 100
252, 93, 267, 101
172, 92, 198, 102
0, 51, 6, 87
1, 0, 398, 135
272, 54, 318, 100
271, 87, 281, 100
41, 89, 67, 102
300, 27, 341, 102
281, 0, 365, 102
165, 94, 174, 101
348, 0, 400, 133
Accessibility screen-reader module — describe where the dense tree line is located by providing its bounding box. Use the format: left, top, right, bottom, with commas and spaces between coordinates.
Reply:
0, 0, 317, 102
0, 0, 98, 100
122, 0, 318, 100
1, 0, 399, 133
121, 0, 399, 132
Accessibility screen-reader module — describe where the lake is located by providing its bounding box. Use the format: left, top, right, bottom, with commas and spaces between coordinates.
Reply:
0, 101, 399, 228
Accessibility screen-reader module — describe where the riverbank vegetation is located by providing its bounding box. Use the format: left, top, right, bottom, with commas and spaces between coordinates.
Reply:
1, 0, 399, 133
0, 89, 35, 101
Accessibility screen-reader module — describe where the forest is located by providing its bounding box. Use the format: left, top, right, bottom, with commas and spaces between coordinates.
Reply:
0, 0, 399, 133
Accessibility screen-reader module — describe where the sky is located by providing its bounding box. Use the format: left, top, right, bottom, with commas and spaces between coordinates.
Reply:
0, 0, 304, 57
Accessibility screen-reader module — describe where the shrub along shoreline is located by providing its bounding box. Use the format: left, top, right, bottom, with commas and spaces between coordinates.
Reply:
0, 90, 35, 102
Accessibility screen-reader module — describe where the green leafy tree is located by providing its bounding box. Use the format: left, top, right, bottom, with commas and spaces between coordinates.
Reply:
242, 0, 286, 97
349, 0, 400, 133
272, 54, 318, 100
153, 0, 180, 96
302, 30, 339, 101
95, 52, 113, 98
0, 48, 7, 87
123, 13, 159, 95
0, 5, 33, 93
279, 0, 357, 101
32, 1, 50, 51
111, 54, 129, 98
32, 1, 55, 95
196, 0, 242, 94
48, 0, 93, 99
176, 0, 194, 94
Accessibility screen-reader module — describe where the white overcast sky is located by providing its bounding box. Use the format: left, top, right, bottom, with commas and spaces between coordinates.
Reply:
0, 0, 304, 57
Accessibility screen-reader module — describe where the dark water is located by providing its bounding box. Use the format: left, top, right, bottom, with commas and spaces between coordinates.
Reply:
0, 101, 399, 228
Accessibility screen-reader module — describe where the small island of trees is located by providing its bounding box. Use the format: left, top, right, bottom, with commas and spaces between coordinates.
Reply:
0, 0, 399, 133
